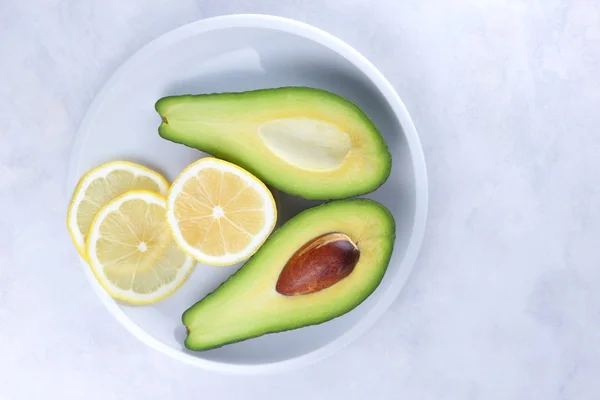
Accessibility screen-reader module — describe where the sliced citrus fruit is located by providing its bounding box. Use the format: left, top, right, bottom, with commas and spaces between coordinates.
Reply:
166, 157, 277, 266
67, 161, 169, 259
86, 190, 195, 304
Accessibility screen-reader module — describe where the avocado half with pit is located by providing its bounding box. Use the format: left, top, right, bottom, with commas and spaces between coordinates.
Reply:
155, 87, 391, 200
183, 199, 395, 351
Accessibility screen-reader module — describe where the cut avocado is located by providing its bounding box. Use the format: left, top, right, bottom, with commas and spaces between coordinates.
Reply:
155, 87, 391, 200
182, 199, 395, 351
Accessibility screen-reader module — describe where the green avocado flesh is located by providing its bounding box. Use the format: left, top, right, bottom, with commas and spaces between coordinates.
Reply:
155, 87, 392, 200
182, 199, 395, 351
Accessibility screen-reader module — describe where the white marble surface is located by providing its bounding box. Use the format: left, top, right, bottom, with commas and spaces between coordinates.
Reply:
2, 0, 600, 398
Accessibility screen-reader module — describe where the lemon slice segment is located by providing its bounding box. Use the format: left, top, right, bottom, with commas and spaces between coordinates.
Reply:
67, 161, 169, 258
86, 190, 195, 304
166, 158, 277, 266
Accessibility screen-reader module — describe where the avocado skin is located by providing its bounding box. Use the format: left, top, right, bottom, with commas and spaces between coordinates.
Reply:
182, 199, 395, 351
156, 87, 392, 200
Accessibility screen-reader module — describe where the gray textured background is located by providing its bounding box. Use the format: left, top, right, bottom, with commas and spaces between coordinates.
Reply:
2, 1, 600, 399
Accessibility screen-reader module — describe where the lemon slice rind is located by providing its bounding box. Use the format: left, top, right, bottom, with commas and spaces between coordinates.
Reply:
67, 161, 169, 259
166, 158, 277, 266
86, 190, 196, 304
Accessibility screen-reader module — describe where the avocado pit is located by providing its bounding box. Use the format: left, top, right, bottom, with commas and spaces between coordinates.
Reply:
276, 232, 360, 296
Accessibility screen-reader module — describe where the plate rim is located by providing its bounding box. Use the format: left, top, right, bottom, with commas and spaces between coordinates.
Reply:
66, 13, 428, 374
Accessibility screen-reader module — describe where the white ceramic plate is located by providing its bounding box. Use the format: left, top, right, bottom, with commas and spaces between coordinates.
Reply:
67, 14, 428, 374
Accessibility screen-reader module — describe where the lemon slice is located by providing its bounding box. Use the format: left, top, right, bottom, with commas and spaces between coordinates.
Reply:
166, 158, 277, 266
67, 161, 169, 259
86, 190, 195, 304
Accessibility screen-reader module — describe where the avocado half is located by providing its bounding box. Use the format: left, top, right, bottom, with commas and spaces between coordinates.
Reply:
182, 199, 395, 351
155, 87, 391, 200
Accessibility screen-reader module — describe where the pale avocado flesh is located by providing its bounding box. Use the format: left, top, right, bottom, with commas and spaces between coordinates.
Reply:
182, 199, 395, 351
155, 87, 391, 200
